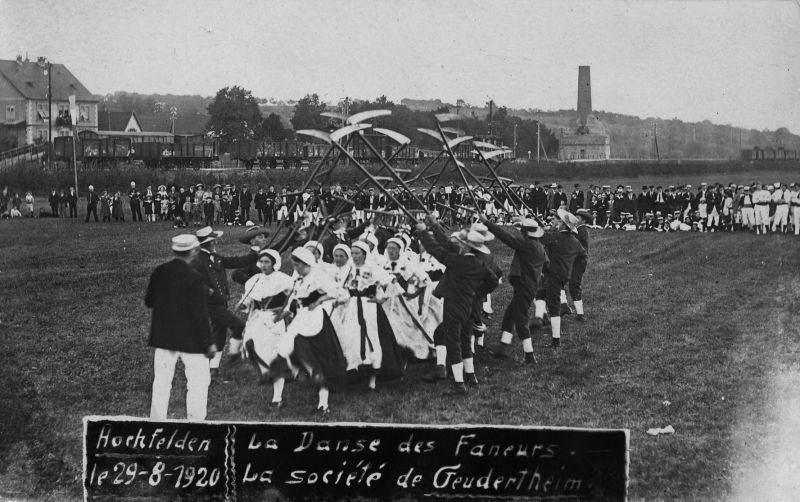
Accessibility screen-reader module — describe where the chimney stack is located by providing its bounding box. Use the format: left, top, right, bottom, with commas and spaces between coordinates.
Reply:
577, 66, 592, 132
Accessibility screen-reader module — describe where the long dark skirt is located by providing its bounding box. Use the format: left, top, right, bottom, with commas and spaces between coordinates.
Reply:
374, 304, 406, 381
291, 312, 347, 392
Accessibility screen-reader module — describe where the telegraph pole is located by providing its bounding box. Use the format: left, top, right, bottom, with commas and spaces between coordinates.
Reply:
536, 121, 541, 164
653, 123, 660, 161
513, 123, 517, 159
47, 61, 52, 170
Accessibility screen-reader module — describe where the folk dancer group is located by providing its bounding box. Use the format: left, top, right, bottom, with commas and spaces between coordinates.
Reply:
144, 201, 593, 420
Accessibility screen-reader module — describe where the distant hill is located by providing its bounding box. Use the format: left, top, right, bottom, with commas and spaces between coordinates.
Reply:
397, 98, 800, 159
101, 93, 799, 159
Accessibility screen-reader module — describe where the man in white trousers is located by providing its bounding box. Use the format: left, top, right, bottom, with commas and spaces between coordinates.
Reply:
145, 234, 216, 421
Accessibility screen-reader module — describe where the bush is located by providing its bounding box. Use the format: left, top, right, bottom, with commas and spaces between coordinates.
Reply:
2, 158, 799, 197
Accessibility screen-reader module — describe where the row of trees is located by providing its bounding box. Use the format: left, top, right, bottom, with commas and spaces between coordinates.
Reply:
204, 87, 558, 156
92, 88, 800, 160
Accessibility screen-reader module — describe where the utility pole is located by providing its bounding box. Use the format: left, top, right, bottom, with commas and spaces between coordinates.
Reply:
536, 121, 541, 164
46, 61, 52, 170
513, 123, 517, 159
69, 95, 78, 197
653, 123, 660, 161
169, 106, 178, 134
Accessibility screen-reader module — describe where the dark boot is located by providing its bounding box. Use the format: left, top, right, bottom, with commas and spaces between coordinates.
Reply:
422, 365, 447, 383
444, 382, 469, 396
489, 343, 512, 360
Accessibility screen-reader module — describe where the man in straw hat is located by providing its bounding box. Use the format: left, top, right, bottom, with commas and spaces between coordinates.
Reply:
531, 209, 586, 347
193, 226, 259, 375
478, 213, 547, 363
231, 225, 271, 286
145, 234, 216, 420
415, 216, 498, 395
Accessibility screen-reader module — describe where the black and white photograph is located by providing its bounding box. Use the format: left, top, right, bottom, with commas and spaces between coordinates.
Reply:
1, 0, 799, 500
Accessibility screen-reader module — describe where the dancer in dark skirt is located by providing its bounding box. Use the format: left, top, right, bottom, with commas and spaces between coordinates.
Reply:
283, 247, 347, 416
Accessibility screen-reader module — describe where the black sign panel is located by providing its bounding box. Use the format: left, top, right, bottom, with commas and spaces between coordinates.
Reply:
84, 417, 628, 501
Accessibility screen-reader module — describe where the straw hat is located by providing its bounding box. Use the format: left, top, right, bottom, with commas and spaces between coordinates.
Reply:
519, 218, 545, 238
239, 225, 270, 244
469, 222, 495, 241
172, 234, 200, 252
556, 208, 580, 233
455, 230, 490, 254
196, 226, 223, 244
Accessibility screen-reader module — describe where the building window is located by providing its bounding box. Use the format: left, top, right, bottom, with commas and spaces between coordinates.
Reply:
56, 104, 72, 127
79, 105, 89, 123
37, 103, 49, 121
59, 129, 70, 137
38, 129, 48, 141
5, 105, 14, 122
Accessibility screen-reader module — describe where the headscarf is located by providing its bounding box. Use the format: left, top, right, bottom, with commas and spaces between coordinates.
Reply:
258, 248, 282, 271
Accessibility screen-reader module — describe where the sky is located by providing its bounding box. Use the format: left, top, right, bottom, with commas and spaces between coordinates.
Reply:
1, 0, 799, 133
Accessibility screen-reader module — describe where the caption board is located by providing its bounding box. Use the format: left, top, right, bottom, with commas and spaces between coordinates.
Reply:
84, 416, 629, 501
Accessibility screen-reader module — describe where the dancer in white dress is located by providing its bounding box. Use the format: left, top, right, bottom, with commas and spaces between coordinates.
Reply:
338, 241, 405, 389
380, 237, 434, 361
237, 249, 294, 410
283, 247, 347, 416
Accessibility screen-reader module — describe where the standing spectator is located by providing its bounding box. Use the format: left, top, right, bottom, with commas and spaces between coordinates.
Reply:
240, 185, 253, 223
129, 181, 143, 222
265, 185, 277, 225
254, 186, 266, 223
213, 193, 222, 225
0, 186, 9, 216
637, 186, 650, 221
24, 191, 34, 217
145, 234, 216, 421
569, 184, 584, 213
182, 196, 193, 227
67, 187, 78, 218
112, 191, 125, 222
204, 193, 215, 226
58, 188, 67, 217
85, 185, 99, 223
48, 188, 59, 217
100, 191, 112, 223
753, 183, 771, 235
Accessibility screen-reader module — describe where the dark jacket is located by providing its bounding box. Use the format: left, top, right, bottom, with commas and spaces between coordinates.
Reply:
240, 190, 253, 208
541, 230, 586, 283
485, 221, 547, 288
575, 225, 590, 255
193, 248, 257, 305
86, 191, 99, 208
145, 259, 212, 353
418, 225, 498, 305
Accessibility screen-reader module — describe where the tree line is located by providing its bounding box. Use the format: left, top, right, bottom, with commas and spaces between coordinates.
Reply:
91, 87, 800, 160
204, 87, 558, 156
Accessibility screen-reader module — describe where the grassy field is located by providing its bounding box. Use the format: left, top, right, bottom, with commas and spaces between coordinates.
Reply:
1, 216, 799, 500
